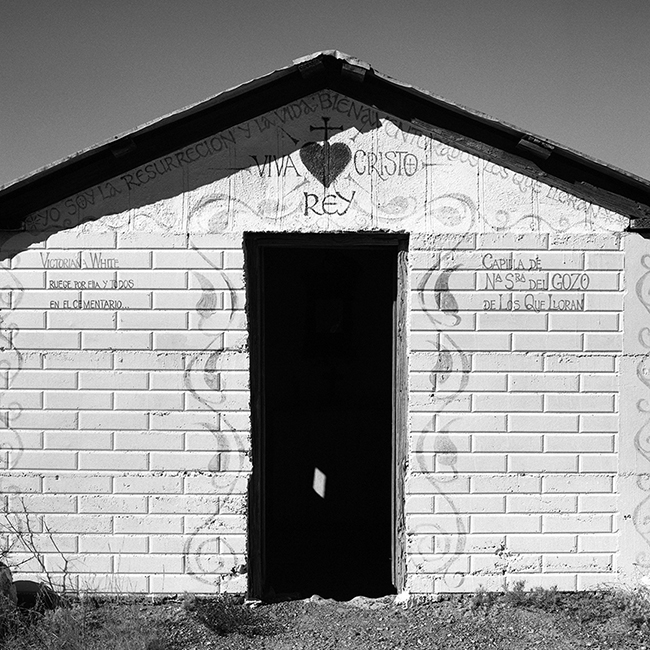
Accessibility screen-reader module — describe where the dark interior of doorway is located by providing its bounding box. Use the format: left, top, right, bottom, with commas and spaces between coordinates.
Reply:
261, 244, 397, 601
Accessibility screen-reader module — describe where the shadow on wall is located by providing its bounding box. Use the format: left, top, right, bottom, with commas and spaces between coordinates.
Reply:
0, 94, 398, 260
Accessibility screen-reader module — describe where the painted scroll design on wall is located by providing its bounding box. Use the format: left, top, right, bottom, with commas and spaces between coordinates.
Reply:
181, 243, 247, 587
413, 248, 471, 589
0, 267, 25, 501
633, 254, 650, 567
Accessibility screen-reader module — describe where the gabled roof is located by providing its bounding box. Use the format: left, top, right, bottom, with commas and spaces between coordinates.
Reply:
2, 50, 650, 230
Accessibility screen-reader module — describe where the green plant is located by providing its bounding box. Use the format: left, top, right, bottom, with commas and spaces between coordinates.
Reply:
0, 599, 174, 650
470, 586, 498, 610
503, 580, 561, 612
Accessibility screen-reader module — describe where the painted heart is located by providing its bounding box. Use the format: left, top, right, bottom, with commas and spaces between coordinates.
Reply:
299, 142, 352, 187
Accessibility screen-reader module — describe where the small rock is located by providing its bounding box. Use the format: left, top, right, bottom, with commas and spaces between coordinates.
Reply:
0, 562, 17, 606
14, 580, 59, 610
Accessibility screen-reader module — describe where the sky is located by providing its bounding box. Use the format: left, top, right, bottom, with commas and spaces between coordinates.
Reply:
2, 1, 649, 189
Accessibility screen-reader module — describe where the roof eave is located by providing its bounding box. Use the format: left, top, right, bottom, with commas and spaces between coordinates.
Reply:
1, 50, 649, 229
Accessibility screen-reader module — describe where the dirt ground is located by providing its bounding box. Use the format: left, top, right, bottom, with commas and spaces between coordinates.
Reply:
139, 591, 650, 650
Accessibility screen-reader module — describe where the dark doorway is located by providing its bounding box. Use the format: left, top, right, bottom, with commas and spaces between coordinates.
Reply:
247, 236, 403, 601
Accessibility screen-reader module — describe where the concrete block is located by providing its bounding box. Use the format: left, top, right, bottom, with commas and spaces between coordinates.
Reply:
46, 553, 113, 574
183, 514, 246, 534
14, 331, 80, 349
44, 431, 112, 450
184, 473, 249, 495
78, 452, 148, 471
580, 374, 617, 392
150, 452, 219, 471
508, 454, 578, 473
80, 411, 148, 430
578, 534, 618, 553
114, 431, 184, 451
549, 312, 619, 333
584, 292, 623, 311
576, 574, 618, 590
583, 333, 622, 352
43, 514, 112, 534
45, 391, 112, 410
149, 573, 218, 593
543, 554, 613, 573
542, 474, 613, 494
8, 494, 76, 514
408, 554, 470, 573
471, 514, 541, 534
150, 495, 218, 514
114, 391, 184, 411
0, 473, 41, 492
508, 414, 579, 433
435, 495, 505, 513
473, 434, 542, 453
542, 514, 613, 533
115, 554, 183, 574
43, 473, 112, 494
10, 451, 77, 470
12, 370, 77, 390
114, 515, 183, 535
79, 371, 148, 390
83, 331, 151, 350
506, 494, 577, 513
118, 311, 188, 330
78, 495, 148, 514
509, 374, 579, 392
507, 534, 577, 553
473, 393, 543, 412
435, 413, 507, 432
435, 534, 502, 554
470, 474, 541, 494
406, 514, 471, 535
477, 312, 547, 331
512, 333, 581, 352
115, 351, 184, 370
545, 394, 615, 413
578, 495, 618, 513
434, 453, 507, 473
44, 351, 112, 370
584, 252, 624, 270
79, 536, 149, 554
47, 311, 116, 330
114, 474, 183, 494
544, 434, 614, 453
579, 414, 618, 432
472, 352, 543, 372
544, 353, 615, 372
471, 554, 541, 574
579, 455, 617, 473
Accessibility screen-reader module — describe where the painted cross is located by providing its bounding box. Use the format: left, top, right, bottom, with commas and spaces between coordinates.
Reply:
309, 117, 343, 142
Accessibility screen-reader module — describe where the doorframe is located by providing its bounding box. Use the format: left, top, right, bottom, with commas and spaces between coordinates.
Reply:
244, 232, 409, 598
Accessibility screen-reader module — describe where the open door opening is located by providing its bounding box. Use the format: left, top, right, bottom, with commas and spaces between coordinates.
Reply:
247, 235, 405, 601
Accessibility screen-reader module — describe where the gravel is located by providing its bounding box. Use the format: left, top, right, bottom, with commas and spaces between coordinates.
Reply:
138, 592, 650, 650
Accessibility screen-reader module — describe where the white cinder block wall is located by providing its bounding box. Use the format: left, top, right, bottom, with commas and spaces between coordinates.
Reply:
0, 88, 643, 595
